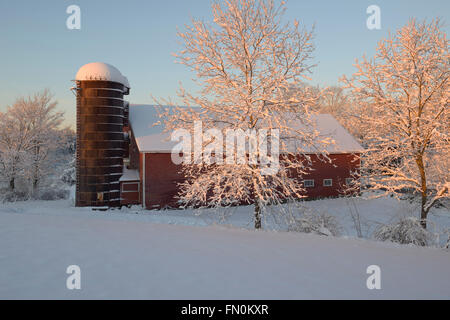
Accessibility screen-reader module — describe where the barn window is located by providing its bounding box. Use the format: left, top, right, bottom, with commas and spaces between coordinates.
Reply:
303, 179, 314, 188
121, 182, 140, 193
323, 179, 333, 187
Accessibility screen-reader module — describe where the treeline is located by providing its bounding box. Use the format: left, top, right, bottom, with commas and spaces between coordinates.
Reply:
0, 89, 75, 201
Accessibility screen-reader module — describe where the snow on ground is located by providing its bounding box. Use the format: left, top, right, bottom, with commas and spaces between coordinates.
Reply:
0, 196, 449, 299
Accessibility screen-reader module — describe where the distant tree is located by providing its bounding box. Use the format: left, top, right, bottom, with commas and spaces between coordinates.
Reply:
0, 90, 64, 195
312, 86, 370, 143
55, 127, 76, 156
158, 0, 328, 229
0, 109, 33, 191
342, 19, 449, 229
61, 157, 76, 186
318, 86, 349, 115
21, 90, 64, 193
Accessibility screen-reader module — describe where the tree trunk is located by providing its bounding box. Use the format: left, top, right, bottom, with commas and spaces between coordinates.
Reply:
32, 145, 40, 194
420, 205, 427, 229
10, 162, 16, 191
33, 165, 39, 194
254, 199, 262, 229
416, 155, 428, 229
33, 177, 39, 196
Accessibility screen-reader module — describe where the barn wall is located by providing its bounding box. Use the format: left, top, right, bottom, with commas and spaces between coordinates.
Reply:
142, 152, 360, 209
301, 153, 360, 198
143, 153, 185, 209
120, 181, 140, 206
140, 152, 144, 206
128, 128, 140, 170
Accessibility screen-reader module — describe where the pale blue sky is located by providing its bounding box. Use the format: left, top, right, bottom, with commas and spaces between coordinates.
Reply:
0, 0, 448, 127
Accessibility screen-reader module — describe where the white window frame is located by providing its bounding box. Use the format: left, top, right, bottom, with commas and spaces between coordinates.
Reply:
121, 181, 140, 194
323, 179, 333, 187
303, 179, 315, 188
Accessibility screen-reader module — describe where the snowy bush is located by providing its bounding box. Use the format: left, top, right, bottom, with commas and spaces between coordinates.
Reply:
1, 189, 29, 203
68, 185, 76, 206
36, 188, 70, 201
61, 158, 76, 186
374, 217, 436, 247
288, 210, 342, 237
443, 230, 450, 249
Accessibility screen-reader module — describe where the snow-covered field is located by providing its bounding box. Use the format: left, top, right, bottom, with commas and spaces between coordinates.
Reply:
0, 196, 449, 299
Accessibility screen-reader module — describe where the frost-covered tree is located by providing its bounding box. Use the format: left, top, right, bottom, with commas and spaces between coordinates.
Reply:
317, 86, 349, 116
342, 19, 449, 229
61, 157, 76, 186
57, 128, 77, 186
19, 90, 64, 193
312, 86, 370, 144
0, 90, 64, 195
158, 0, 329, 229
0, 109, 33, 191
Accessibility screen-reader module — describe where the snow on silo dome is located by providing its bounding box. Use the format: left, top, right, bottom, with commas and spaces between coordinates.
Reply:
75, 62, 130, 88
121, 75, 130, 88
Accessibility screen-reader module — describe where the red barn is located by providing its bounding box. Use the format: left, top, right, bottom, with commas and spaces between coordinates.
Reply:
120, 105, 362, 209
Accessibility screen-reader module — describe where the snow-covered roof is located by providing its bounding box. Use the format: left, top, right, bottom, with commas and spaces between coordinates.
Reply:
129, 105, 363, 154
295, 113, 363, 153
119, 167, 140, 182
119, 166, 140, 181
75, 62, 130, 88
129, 105, 177, 152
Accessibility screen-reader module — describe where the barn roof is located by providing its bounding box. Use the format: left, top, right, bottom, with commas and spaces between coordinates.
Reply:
128, 104, 363, 154
128, 105, 177, 152
119, 167, 139, 182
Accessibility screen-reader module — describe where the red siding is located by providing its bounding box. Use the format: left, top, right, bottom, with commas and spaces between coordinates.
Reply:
140, 152, 360, 209
143, 153, 185, 209
128, 128, 140, 170
119, 127, 141, 206
301, 153, 360, 198
120, 181, 140, 206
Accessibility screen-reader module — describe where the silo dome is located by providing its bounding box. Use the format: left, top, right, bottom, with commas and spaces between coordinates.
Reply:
75, 62, 130, 88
